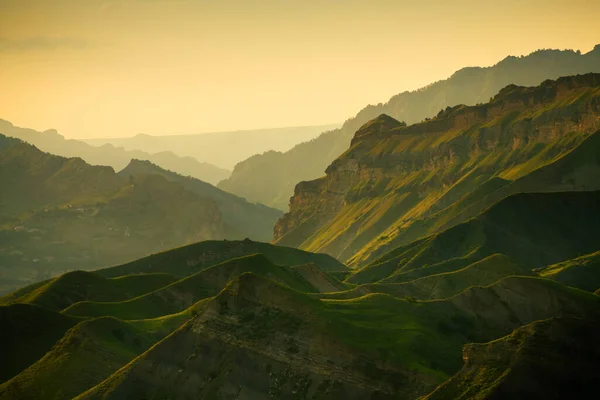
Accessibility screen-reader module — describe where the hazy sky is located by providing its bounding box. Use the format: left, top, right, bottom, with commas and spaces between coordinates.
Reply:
0, 0, 599, 138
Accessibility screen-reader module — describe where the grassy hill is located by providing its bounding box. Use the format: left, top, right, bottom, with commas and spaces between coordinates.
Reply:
536, 250, 600, 292
95, 238, 348, 280
0, 304, 79, 383
63, 254, 344, 320
274, 74, 600, 268
219, 46, 600, 210
0, 270, 177, 311
321, 254, 533, 301
76, 274, 600, 399
119, 159, 282, 242
422, 316, 600, 400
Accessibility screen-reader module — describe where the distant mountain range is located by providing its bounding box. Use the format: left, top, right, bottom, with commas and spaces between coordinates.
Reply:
84, 124, 340, 170
0, 119, 230, 185
0, 136, 281, 294
219, 45, 600, 210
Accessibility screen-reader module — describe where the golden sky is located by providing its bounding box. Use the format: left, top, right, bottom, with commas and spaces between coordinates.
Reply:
0, 0, 599, 138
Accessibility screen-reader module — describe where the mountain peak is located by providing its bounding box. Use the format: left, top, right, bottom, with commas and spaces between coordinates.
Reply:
353, 114, 405, 140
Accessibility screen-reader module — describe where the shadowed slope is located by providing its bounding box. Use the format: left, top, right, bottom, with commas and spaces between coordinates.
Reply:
350, 190, 600, 284
422, 316, 600, 400
537, 250, 600, 292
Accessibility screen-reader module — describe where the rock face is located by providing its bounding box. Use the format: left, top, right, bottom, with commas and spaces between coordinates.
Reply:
274, 74, 600, 267
219, 46, 600, 210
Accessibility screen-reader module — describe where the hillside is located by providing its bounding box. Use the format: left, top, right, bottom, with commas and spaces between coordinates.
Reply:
0, 119, 229, 185
63, 254, 340, 320
119, 159, 282, 242
0, 136, 229, 294
77, 274, 600, 399
349, 190, 600, 285
537, 250, 600, 292
219, 46, 600, 210
422, 316, 600, 400
95, 238, 348, 280
320, 254, 533, 301
275, 74, 600, 267
85, 124, 340, 170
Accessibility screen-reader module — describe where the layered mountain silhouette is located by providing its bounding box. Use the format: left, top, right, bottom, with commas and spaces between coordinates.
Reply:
219, 46, 600, 210
0, 119, 230, 185
0, 137, 278, 294
274, 74, 600, 268
85, 124, 340, 170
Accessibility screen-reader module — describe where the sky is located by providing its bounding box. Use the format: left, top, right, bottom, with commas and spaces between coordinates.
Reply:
0, 0, 599, 139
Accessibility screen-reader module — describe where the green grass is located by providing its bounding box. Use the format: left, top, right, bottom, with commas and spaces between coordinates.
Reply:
63, 254, 333, 320
0, 304, 79, 384
321, 254, 533, 300
537, 250, 600, 292
1, 270, 177, 311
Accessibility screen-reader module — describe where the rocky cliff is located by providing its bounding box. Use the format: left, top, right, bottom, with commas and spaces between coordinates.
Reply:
274, 74, 600, 267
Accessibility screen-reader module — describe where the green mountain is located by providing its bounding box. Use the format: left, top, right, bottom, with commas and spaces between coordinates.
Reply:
349, 190, 600, 285
274, 74, 600, 268
422, 316, 600, 400
219, 46, 600, 210
62, 254, 344, 320
119, 159, 282, 242
0, 119, 230, 185
84, 124, 341, 170
0, 135, 230, 294
537, 250, 600, 292
0, 304, 78, 383
94, 238, 348, 280
0, 270, 177, 311
76, 274, 600, 399
320, 254, 533, 301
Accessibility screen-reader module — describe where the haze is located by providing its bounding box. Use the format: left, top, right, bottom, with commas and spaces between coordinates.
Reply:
0, 0, 598, 139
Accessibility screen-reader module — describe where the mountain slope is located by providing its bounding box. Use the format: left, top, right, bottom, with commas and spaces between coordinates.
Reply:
321, 254, 533, 301
0, 270, 177, 311
85, 124, 340, 170
0, 135, 228, 294
95, 238, 348, 280
0, 119, 229, 185
275, 74, 600, 267
0, 304, 78, 384
119, 159, 282, 242
219, 46, 600, 210
537, 250, 600, 292
422, 316, 600, 400
77, 274, 600, 399
63, 254, 339, 320
349, 190, 600, 285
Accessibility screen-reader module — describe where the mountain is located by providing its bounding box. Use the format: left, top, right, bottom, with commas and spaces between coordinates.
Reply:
319, 254, 534, 301
536, 250, 600, 292
94, 238, 348, 280
76, 274, 600, 399
219, 46, 600, 210
422, 316, 600, 400
119, 159, 282, 242
0, 119, 230, 185
84, 124, 341, 170
274, 74, 600, 267
0, 135, 228, 293
348, 190, 600, 285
